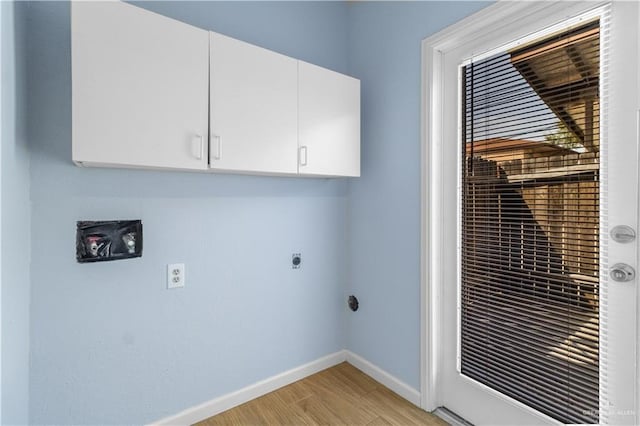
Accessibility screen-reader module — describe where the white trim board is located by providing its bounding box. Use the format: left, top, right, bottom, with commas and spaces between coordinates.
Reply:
150, 350, 423, 426
151, 351, 347, 426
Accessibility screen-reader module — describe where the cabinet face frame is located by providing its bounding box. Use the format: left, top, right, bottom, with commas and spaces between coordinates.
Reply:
71, 1, 209, 171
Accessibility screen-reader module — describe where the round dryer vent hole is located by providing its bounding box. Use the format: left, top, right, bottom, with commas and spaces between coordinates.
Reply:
348, 295, 359, 312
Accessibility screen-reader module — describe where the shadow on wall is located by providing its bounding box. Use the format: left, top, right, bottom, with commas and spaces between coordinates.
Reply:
2, 1, 32, 425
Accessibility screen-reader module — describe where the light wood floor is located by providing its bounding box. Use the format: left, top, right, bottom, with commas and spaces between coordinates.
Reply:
196, 362, 448, 425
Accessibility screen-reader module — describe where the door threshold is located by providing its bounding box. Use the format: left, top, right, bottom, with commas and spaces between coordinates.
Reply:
433, 407, 474, 426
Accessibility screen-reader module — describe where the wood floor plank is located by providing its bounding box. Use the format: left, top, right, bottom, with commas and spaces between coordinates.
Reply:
366, 416, 393, 426
275, 379, 315, 405
251, 392, 303, 425
304, 369, 365, 407
330, 363, 379, 396
293, 394, 345, 425
308, 386, 376, 425
362, 388, 448, 426
195, 362, 448, 426
201, 400, 261, 426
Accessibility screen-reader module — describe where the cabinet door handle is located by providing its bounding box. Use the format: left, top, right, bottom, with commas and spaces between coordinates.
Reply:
212, 135, 222, 160
193, 134, 204, 160
299, 146, 308, 166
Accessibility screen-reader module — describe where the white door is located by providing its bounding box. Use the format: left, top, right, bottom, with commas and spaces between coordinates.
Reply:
298, 61, 360, 177
428, 2, 639, 425
72, 1, 209, 170
209, 32, 298, 175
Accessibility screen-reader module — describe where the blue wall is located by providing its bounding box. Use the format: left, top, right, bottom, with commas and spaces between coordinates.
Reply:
19, 1, 496, 424
346, 1, 491, 390
1, 1, 31, 424
26, 2, 349, 424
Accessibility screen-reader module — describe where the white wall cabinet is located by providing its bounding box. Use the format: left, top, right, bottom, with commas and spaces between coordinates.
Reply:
72, 1, 359, 177
72, 1, 209, 170
298, 62, 361, 177
209, 33, 298, 175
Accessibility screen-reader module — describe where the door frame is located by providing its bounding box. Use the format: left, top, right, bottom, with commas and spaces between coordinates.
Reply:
420, 0, 640, 421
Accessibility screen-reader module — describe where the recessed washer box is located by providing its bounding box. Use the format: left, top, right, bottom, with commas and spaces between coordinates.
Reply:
76, 220, 143, 263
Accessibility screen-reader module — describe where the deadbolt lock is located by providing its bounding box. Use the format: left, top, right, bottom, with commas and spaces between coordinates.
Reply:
611, 225, 636, 243
610, 263, 635, 282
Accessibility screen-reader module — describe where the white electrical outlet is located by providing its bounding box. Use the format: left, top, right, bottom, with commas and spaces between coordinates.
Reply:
167, 263, 185, 289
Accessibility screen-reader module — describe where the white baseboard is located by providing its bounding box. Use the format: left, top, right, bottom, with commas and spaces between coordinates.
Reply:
344, 350, 421, 406
151, 350, 347, 426
151, 349, 422, 425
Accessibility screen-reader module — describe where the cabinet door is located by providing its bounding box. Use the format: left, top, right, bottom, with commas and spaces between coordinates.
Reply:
209, 32, 298, 175
298, 62, 360, 177
72, 1, 209, 170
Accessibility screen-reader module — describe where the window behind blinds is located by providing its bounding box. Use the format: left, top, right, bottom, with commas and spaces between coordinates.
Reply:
460, 21, 600, 424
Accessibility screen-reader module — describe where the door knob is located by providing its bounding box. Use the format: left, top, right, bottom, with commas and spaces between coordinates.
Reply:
610, 263, 635, 282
